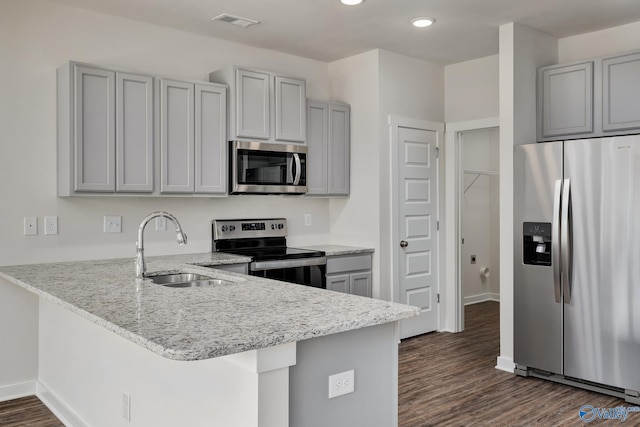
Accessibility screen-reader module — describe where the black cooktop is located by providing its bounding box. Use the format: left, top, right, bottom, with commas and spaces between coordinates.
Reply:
222, 246, 325, 261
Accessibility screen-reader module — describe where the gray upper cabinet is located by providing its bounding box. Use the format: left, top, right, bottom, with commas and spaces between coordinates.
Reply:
116, 72, 154, 192
161, 78, 228, 195
602, 52, 640, 132
160, 79, 194, 193
235, 68, 270, 140
195, 83, 227, 194
306, 100, 350, 197
275, 76, 306, 143
539, 62, 593, 139
58, 61, 227, 197
210, 66, 306, 144
58, 62, 154, 195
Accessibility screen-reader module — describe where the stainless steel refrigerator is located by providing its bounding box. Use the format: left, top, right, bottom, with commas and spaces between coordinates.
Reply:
514, 136, 640, 404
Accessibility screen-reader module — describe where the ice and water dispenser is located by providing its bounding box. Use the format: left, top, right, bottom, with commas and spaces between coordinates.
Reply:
523, 222, 551, 266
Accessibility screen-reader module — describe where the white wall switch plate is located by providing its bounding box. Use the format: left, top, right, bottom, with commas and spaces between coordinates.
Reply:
121, 392, 131, 421
156, 216, 167, 231
44, 216, 58, 235
104, 216, 122, 233
23, 217, 37, 236
328, 369, 355, 399
304, 213, 312, 227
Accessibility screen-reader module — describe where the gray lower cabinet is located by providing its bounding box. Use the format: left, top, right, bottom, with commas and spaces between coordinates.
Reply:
306, 100, 350, 196
58, 62, 153, 195
210, 66, 306, 144
326, 253, 372, 297
602, 52, 640, 132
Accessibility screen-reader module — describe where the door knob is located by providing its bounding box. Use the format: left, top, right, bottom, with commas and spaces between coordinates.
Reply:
400, 240, 408, 248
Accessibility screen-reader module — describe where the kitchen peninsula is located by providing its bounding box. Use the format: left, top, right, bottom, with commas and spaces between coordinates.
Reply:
0, 253, 418, 427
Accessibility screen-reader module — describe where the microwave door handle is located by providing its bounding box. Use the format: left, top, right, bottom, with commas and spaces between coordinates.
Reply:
552, 179, 562, 303
292, 153, 302, 186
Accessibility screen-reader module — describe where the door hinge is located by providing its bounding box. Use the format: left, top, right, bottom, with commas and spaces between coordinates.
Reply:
462, 238, 465, 244
437, 221, 439, 231
435, 147, 440, 158
437, 293, 440, 303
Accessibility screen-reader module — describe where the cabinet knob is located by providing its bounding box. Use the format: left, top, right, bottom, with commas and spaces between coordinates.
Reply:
400, 240, 408, 248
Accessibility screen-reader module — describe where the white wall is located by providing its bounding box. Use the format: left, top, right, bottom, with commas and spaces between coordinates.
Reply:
328, 50, 444, 301
460, 128, 500, 304
445, 55, 500, 123
0, 0, 332, 267
558, 21, 640, 63
498, 22, 557, 372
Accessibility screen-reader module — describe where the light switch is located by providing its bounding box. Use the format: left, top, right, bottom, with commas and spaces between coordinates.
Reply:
44, 216, 58, 235
104, 216, 122, 233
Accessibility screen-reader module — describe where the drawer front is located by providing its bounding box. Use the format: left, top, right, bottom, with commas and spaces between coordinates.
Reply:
326, 254, 372, 274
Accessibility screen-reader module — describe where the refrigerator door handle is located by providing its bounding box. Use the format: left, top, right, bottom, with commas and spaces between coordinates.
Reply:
561, 179, 572, 304
552, 179, 563, 303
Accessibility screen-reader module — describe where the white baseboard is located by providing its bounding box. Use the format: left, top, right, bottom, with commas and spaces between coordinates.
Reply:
495, 356, 515, 373
464, 292, 500, 306
0, 381, 36, 402
36, 382, 88, 427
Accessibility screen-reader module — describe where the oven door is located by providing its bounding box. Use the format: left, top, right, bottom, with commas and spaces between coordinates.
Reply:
249, 258, 326, 289
230, 141, 307, 194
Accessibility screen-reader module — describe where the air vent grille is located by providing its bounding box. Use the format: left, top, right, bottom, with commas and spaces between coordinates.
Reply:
211, 13, 260, 28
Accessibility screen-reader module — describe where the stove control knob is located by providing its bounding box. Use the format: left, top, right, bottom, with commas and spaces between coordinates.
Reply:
271, 224, 275, 230
230, 225, 236, 231
221, 225, 228, 232
279, 224, 284, 229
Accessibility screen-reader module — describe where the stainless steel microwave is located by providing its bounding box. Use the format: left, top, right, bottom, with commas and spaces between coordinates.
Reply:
229, 141, 308, 194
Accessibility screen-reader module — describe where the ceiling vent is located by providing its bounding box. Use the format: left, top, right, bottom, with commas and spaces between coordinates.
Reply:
211, 13, 260, 28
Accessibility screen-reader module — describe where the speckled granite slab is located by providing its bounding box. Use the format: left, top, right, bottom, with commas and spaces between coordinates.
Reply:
299, 245, 374, 256
0, 252, 417, 362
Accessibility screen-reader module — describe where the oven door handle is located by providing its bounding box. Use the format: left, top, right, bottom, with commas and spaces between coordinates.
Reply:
251, 256, 326, 271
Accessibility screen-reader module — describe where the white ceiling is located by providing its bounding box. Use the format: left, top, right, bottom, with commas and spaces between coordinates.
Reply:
47, 0, 640, 64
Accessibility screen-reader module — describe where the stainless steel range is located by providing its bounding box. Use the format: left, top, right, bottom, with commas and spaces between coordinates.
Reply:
212, 218, 326, 288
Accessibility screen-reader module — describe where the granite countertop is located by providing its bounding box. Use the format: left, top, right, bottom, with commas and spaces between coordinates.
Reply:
0, 252, 417, 362
299, 244, 375, 256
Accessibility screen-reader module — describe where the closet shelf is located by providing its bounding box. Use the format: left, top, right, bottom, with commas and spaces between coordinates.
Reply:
464, 169, 499, 194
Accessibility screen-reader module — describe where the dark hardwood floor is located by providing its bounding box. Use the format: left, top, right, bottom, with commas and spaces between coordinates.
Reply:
0, 396, 62, 426
399, 301, 635, 426
1, 301, 636, 426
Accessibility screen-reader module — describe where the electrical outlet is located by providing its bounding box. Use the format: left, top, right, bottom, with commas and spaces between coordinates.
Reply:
44, 216, 58, 235
23, 217, 37, 236
328, 370, 355, 399
104, 216, 122, 233
304, 213, 312, 227
121, 392, 131, 421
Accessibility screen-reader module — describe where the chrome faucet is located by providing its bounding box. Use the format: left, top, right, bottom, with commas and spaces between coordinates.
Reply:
135, 211, 187, 278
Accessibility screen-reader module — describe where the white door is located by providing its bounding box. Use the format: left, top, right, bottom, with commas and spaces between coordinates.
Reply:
392, 119, 441, 339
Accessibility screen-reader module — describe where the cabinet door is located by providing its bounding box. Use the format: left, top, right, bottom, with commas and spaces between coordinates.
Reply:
540, 62, 593, 138
326, 274, 350, 294
73, 65, 115, 192
327, 104, 350, 195
275, 76, 306, 143
161, 79, 194, 193
603, 52, 640, 132
306, 101, 328, 195
235, 68, 270, 140
116, 72, 153, 192
195, 83, 227, 194
350, 272, 372, 298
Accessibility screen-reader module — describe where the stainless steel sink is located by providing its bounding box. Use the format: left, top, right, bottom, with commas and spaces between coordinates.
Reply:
147, 273, 233, 288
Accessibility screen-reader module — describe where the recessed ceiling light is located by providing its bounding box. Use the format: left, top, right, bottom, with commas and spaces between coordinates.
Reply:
411, 17, 435, 28
340, 0, 364, 5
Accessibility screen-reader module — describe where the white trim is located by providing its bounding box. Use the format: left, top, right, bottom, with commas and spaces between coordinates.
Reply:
389, 115, 444, 335
495, 356, 516, 373
463, 293, 500, 306
36, 382, 89, 427
443, 117, 499, 333
0, 381, 36, 402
